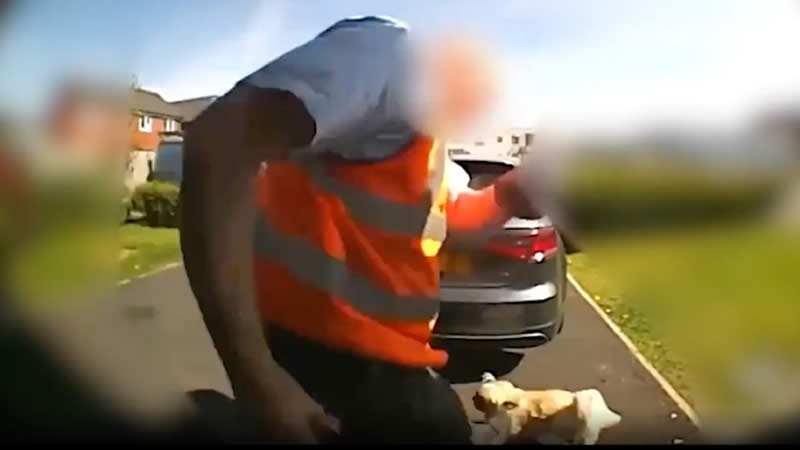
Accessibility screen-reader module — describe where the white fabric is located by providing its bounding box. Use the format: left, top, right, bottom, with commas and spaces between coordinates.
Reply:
574, 389, 622, 445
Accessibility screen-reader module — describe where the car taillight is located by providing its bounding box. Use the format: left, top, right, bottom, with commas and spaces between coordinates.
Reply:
484, 227, 559, 263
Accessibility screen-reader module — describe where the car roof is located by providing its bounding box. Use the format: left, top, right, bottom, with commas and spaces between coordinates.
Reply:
159, 134, 184, 144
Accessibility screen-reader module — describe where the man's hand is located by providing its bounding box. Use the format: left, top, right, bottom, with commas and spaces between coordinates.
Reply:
493, 146, 582, 254
257, 370, 339, 443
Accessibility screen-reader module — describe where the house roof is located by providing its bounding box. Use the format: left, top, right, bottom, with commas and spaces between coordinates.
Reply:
130, 88, 217, 122
170, 96, 217, 121
130, 88, 181, 119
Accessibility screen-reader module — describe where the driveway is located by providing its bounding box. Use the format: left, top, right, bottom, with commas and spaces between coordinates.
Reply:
118, 267, 700, 444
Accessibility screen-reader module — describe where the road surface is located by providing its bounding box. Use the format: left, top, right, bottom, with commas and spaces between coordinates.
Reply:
118, 267, 700, 444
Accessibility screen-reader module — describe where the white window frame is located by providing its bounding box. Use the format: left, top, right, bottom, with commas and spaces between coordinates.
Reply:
164, 118, 178, 132
138, 115, 152, 133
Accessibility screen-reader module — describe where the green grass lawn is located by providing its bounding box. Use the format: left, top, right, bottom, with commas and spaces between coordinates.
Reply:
120, 224, 181, 281
568, 220, 800, 422
7, 223, 180, 308
9, 225, 117, 311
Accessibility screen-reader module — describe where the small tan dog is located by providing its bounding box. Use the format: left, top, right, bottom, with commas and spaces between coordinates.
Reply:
473, 373, 621, 445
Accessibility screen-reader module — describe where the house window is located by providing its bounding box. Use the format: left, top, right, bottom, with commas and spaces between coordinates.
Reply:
138, 115, 152, 133
525, 132, 534, 146
511, 135, 520, 144
497, 136, 503, 143
164, 119, 178, 132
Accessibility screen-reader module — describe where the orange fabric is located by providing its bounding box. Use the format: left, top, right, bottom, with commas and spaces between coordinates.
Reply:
254, 258, 448, 368
256, 164, 348, 259
333, 136, 433, 204
446, 185, 510, 232
258, 171, 439, 297
254, 136, 447, 368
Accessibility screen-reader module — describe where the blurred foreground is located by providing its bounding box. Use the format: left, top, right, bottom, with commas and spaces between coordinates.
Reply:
4, 99, 800, 440
2, 0, 800, 440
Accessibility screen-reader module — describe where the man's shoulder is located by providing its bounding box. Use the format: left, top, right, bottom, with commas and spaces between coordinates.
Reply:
317, 15, 409, 38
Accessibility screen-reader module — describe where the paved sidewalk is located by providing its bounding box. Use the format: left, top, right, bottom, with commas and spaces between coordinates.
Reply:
118, 267, 700, 444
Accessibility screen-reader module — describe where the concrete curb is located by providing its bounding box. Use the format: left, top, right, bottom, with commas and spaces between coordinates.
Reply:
118, 262, 183, 286
567, 273, 701, 428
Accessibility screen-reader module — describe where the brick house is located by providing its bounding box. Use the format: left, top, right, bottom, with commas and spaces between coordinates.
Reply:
126, 88, 216, 190
129, 88, 216, 151
129, 89, 182, 151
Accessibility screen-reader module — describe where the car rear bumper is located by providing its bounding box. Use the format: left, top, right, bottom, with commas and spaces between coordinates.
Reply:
439, 282, 557, 303
432, 282, 562, 348
432, 327, 554, 349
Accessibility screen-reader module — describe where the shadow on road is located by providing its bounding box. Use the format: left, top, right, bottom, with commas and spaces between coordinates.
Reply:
437, 347, 524, 384
184, 389, 262, 443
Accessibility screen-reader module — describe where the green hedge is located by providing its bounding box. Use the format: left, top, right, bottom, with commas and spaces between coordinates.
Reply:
564, 163, 783, 234
131, 181, 180, 228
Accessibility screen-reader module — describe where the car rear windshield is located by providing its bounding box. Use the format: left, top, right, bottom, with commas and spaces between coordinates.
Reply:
454, 160, 514, 189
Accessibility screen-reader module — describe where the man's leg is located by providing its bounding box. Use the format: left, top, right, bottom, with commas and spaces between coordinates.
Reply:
343, 361, 473, 444
267, 327, 472, 444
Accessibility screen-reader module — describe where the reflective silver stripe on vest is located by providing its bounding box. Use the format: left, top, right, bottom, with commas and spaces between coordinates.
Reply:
421, 213, 446, 241
253, 217, 439, 320
304, 162, 430, 234
297, 141, 446, 237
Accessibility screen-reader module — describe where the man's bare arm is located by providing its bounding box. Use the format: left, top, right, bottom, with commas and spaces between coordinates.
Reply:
179, 85, 327, 442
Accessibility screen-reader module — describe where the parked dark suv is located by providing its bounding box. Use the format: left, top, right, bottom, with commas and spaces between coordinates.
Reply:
433, 156, 567, 350
152, 135, 183, 185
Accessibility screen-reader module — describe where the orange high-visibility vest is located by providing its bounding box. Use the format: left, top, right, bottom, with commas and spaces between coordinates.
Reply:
253, 135, 450, 368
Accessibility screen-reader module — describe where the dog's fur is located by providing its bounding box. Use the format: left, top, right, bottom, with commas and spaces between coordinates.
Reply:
473, 373, 621, 445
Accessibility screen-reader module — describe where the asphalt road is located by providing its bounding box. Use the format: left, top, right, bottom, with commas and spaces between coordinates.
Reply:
118, 267, 700, 444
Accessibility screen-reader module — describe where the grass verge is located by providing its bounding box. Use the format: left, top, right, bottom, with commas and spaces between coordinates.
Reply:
567, 221, 800, 419
120, 223, 181, 281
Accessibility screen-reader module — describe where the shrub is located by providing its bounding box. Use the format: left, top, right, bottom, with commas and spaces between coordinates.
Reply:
132, 181, 180, 228
565, 162, 783, 234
